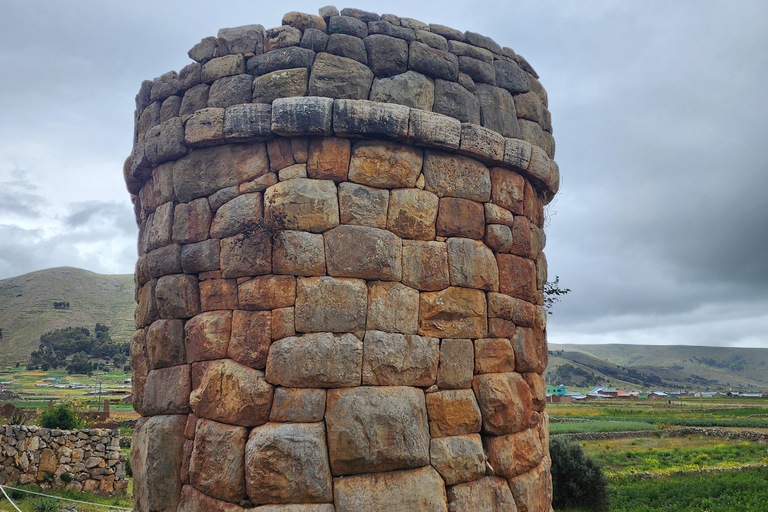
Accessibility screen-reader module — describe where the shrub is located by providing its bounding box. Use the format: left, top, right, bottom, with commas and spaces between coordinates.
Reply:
550, 436, 610, 512
31, 497, 59, 512
37, 402, 83, 430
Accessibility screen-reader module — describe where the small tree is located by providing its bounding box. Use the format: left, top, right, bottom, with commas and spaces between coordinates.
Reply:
37, 402, 83, 430
543, 276, 571, 315
550, 436, 609, 511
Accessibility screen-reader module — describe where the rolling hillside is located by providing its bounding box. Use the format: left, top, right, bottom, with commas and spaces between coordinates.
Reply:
548, 343, 768, 392
0, 267, 135, 362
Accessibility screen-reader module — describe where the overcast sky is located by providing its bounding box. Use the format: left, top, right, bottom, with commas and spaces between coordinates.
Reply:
1, 1, 766, 348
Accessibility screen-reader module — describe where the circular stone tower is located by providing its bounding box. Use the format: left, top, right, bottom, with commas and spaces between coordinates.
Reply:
126, 7, 558, 512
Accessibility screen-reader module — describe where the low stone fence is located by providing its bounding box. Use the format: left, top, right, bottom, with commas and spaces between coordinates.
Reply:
556, 426, 768, 443
0, 425, 128, 494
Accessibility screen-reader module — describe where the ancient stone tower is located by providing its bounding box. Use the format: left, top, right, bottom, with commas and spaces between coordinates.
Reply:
125, 6, 557, 512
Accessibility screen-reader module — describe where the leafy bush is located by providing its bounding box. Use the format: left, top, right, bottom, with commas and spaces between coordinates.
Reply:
37, 402, 83, 430
31, 497, 59, 512
550, 436, 610, 511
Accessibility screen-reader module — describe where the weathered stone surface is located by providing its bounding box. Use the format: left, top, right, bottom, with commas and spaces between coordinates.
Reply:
173, 199, 211, 244
490, 167, 525, 215
446, 477, 517, 512
338, 182, 389, 228
474, 338, 516, 374
177, 485, 244, 512
527, 146, 559, 200
185, 310, 231, 362
301, 28, 330, 52
503, 138, 533, 174
173, 143, 269, 203
326, 33, 367, 64
409, 41, 458, 81
179, 62, 202, 92
523, 372, 546, 411
419, 286, 487, 338
366, 281, 419, 333
324, 225, 402, 280
459, 123, 505, 163
475, 84, 520, 138
513, 326, 547, 373
150, 71, 179, 102
279, 163, 307, 180
142, 365, 191, 415
266, 332, 362, 388
362, 331, 438, 386
485, 428, 543, 480
145, 118, 188, 165
472, 372, 532, 435
340, 7, 379, 22
146, 319, 185, 369
495, 60, 530, 94
131, 330, 150, 413
138, 101, 161, 142
488, 292, 534, 326
333, 99, 410, 138
239, 275, 296, 310
485, 224, 514, 253
252, 68, 309, 104
132, 415, 186, 512
327, 15, 368, 38
248, 47, 315, 76
145, 202, 174, 252
447, 40, 493, 63
508, 462, 552, 512
408, 109, 461, 149
326, 386, 430, 475
369, 20, 415, 41
433, 79, 480, 124
188, 36, 220, 63
220, 232, 272, 278
422, 150, 491, 202
488, 318, 516, 339
202, 55, 245, 83
273, 230, 326, 276
223, 103, 272, 141
271, 97, 334, 136
436, 338, 474, 389
283, 11, 327, 32
510, 216, 534, 258
425, 389, 482, 437
348, 140, 422, 188
436, 197, 485, 240
228, 310, 270, 369
364, 34, 408, 77
430, 433, 485, 485
387, 188, 439, 240
497, 253, 536, 302
155, 274, 200, 319
307, 137, 351, 181
308, 53, 373, 99
160, 95, 181, 123
334, 466, 448, 512
369, 71, 435, 111
180, 84, 210, 117
295, 277, 367, 332
146, 244, 182, 278
447, 238, 499, 291
189, 419, 247, 503
135, 279, 159, 330
245, 422, 333, 505
264, 25, 302, 52
264, 178, 339, 232
268, 138, 295, 171
190, 359, 272, 427
271, 306, 296, 340
270, 388, 326, 422
217, 24, 265, 55
208, 74, 253, 108
402, 240, 450, 291
459, 56, 495, 85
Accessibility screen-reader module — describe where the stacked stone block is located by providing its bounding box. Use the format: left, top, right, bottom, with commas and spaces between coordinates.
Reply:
127, 7, 557, 512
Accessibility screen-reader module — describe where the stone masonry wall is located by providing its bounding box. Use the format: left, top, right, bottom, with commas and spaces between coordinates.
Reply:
0, 425, 127, 494
126, 6, 558, 512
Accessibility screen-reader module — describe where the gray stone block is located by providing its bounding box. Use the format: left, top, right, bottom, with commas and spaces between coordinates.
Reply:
201, 54, 245, 83
223, 103, 272, 141
459, 123, 505, 163
247, 46, 315, 76
447, 40, 493, 64
326, 33, 368, 64
368, 20, 414, 40
136, 79, 153, 112
340, 7, 380, 22
476, 84, 521, 138
207, 74, 253, 108
400, 17, 428, 31
181, 239, 220, 273
415, 29, 448, 51
333, 99, 410, 139
494, 59, 531, 94
380, 14, 400, 25
138, 101, 161, 140
263, 25, 302, 52
515, 52, 539, 78
433, 79, 480, 124
282, 11, 328, 32
252, 67, 309, 104
308, 53, 374, 100
318, 5, 339, 20
457, 72, 476, 92
459, 56, 496, 85
178, 63, 202, 92
408, 109, 461, 149
179, 84, 209, 117
369, 71, 435, 111
328, 15, 368, 38
144, 118, 188, 166
503, 138, 533, 172
365, 34, 408, 77
188, 36, 219, 63
150, 71, 179, 102
429, 23, 465, 41
217, 24, 265, 55
271, 97, 334, 136
300, 28, 329, 52
464, 31, 502, 54
408, 41, 459, 81
160, 95, 181, 123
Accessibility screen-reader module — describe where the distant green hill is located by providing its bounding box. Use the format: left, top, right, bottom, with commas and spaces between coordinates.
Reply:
0, 267, 135, 362
548, 343, 768, 392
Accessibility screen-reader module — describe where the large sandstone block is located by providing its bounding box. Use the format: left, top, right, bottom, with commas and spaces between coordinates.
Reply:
446, 477, 517, 512
252, 68, 309, 104
475, 84, 521, 138
201, 55, 245, 83
436, 197, 485, 240
425, 389, 482, 438
130, 331, 150, 414
185, 310, 231, 362
223, 103, 272, 142
488, 292, 535, 327
189, 419, 247, 503
177, 485, 244, 512
523, 372, 547, 412
387, 188, 439, 240
513, 326, 547, 373
433, 80, 480, 124
271, 97, 334, 136
429, 433, 485, 485
190, 359, 273, 426
333, 466, 448, 512
173, 198, 212, 244
474, 338, 516, 374
184, 107, 225, 147
459, 123, 505, 163
145, 118, 188, 166
264, 178, 339, 232
497, 253, 536, 303
326, 33, 367, 64
408, 109, 462, 150
436, 338, 474, 389
245, 422, 333, 504
219, 232, 272, 279
238, 275, 296, 310
423, 150, 491, 202
217, 24, 265, 55
447, 238, 499, 291
307, 137, 351, 181
508, 461, 552, 512
266, 332, 362, 388
409, 41, 459, 81
325, 386, 430, 475
132, 415, 187, 512
272, 230, 326, 276
362, 330, 438, 386
295, 277, 367, 332
369, 71, 435, 111
472, 372, 532, 435
419, 287, 487, 339
146, 319, 185, 369
333, 99, 410, 139
348, 140, 423, 188
210, 193, 263, 239
199, 278, 238, 311
324, 225, 402, 281
142, 365, 191, 415
338, 182, 389, 228
229, 310, 271, 369
269, 388, 326, 423
247, 47, 315, 76
490, 167, 525, 215
485, 428, 544, 480
366, 281, 419, 333
402, 240, 450, 291
208, 74, 253, 108
308, 53, 374, 99
365, 34, 408, 77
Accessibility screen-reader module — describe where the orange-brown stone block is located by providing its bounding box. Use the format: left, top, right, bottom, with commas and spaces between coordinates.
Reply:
425, 389, 482, 438
419, 287, 487, 338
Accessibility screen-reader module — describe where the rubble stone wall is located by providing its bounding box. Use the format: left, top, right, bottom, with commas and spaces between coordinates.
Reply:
0, 425, 127, 494
126, 6, 558, 512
